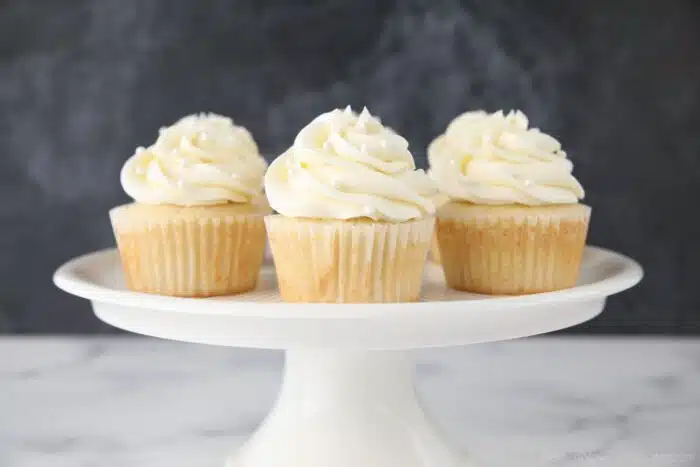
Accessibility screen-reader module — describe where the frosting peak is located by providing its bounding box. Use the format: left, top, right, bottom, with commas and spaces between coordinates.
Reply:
429, 109, 584, 206
265, 107, 437, 221
121, 113, 267, 206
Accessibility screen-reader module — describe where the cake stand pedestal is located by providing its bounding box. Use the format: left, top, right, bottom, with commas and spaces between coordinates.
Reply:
234, 350, 462, 467
54, 246, 642, 467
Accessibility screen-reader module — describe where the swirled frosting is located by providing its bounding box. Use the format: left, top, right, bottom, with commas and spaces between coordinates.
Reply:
121, 113, 267, 206
428, 110, 584, 205
265, 106, 436, 221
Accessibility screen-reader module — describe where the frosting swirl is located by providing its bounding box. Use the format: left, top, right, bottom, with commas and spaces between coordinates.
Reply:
265, 107, 436, 221
121, 113, 267, 206
428, 110, 584, 205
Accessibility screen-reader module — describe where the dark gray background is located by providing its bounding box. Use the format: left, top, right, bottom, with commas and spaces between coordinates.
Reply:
1, 0, 698, 333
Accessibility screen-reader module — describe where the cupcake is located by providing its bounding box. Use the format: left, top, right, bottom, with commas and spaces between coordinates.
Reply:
428, 110, 590, 294
264, 106, 437, 303
425, 178, 449, 264
111, 113, 269, 297
429, 230, 443, 264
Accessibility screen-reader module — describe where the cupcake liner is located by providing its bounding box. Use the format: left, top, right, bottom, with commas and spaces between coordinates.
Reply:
110, 203, 267, 297
429, 231, 442, 264
265, 216, 435, 303
436, 203, 590, 295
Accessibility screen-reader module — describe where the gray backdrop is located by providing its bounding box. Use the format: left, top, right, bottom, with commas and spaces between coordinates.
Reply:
1, 0, 698, 333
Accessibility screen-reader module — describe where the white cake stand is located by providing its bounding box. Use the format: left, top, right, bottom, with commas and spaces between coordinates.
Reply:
54, 246, 641, 467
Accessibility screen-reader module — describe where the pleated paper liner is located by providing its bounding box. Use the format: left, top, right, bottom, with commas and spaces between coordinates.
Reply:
427, 192, 449, 265
110, 203, 268, 297
265, 215, 435, 303
429, 232, 442, 264
436, 202, 590, 295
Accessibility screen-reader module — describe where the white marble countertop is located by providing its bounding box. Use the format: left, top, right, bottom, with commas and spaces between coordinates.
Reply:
2, 337, 699, 467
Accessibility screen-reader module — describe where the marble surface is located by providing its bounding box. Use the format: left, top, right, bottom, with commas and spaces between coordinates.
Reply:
2, 337, 699, 467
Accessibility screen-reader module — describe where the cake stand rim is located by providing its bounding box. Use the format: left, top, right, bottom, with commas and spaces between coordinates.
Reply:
53, 245, 642, 319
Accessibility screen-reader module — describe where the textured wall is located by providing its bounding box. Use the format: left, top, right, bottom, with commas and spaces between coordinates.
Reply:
0, 0, 698, 333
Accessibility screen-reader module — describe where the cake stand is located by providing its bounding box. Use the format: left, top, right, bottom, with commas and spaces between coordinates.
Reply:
54, 246, 642, 467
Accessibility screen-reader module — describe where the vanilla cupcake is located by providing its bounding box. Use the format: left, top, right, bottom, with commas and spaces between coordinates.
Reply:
265, 107, 437, 303
425, 172, 449, 264
429, 110, 589, 294
111, 113, 269, 297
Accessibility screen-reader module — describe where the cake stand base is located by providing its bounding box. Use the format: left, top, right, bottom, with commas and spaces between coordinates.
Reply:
228, 350, 471, 467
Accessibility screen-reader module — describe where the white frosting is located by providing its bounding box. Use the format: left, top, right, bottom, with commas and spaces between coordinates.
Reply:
428, 110, 584, 205
265, 107, 436, 221
121, 113, 267, 206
